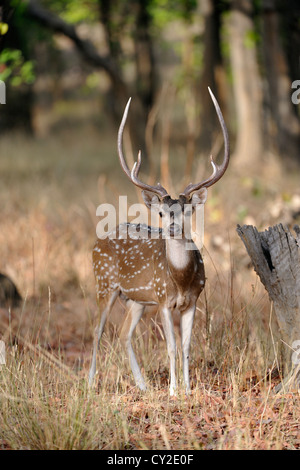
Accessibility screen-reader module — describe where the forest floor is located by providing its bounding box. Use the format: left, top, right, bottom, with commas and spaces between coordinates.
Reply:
0, 104, 299, 450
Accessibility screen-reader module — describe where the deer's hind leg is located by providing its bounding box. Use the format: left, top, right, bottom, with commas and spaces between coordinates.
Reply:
119, 300, 146, 391
89, 289, 119, 386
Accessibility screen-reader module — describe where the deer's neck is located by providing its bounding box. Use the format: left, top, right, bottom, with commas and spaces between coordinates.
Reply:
165, 238, 198, 286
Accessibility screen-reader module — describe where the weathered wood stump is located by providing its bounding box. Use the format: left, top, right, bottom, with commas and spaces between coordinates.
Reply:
0, 273, 22, 308
236, 223, 300, 391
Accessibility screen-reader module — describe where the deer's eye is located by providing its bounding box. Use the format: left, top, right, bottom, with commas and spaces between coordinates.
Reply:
159, 212, 163, 218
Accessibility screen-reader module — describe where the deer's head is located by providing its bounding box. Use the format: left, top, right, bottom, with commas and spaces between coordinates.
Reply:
117, 88, 229, 239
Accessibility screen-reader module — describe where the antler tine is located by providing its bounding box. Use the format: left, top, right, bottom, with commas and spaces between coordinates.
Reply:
118, 98, 168, 198
117, 97, 133, 180
131, 151, 168, 197
181, 87, 230, 197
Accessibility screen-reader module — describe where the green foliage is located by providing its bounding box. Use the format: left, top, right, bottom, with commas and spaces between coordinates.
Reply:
43, 0, 98, 24
0, 48, 35, 87
237, 205, 248, 223
149, 0, 197, 29
0, 22, 9, 36
244, 29, 261, 49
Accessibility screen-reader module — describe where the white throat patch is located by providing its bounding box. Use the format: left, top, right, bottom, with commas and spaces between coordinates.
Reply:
167, 239, 190, 270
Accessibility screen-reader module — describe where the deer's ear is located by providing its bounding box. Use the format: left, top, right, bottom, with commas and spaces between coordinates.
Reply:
142, 190, 161, 210
190, 188, 207, 207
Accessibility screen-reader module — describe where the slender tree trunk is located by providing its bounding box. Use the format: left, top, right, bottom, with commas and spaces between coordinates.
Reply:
133, 0, 156, 112
261, 0, 300, 164
227, 0, 264, 169
99, 0, 156, 161
98, 0, 127, 122
198, 0, 227, 153
280, 0, 300, 84
99, 0, 157, 159
130, 0, 157, 161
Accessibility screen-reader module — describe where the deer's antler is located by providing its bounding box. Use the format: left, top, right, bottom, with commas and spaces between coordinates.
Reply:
118, 98, 168, 198
181, 87, 230, 197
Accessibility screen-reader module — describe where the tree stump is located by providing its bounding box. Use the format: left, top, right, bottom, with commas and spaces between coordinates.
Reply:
0, 273, 22, 308
236, 223, 300, 391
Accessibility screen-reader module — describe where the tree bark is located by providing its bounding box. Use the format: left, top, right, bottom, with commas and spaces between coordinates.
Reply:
227, 0, 264, 169
0, 273, 22, 308
261, 0, 300, 163
129, 0, 157, 161
198, 0, 226, 153
237, 223, 300, 391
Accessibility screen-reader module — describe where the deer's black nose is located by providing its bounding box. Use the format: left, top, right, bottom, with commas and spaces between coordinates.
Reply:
168, 223, 182, 237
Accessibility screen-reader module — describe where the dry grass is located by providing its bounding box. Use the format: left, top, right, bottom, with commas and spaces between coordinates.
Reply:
0, 113, 299, 450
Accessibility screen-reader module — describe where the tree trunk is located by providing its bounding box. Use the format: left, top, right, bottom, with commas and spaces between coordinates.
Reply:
133, 0, 156, 113
236, 223, 300, 391
27, 0, 153, 160
98, 0, 127, 122
280, 0, 300, 85
0, 273, 22, 308
198, 0, 227, 154
261, 0, 300, 164
129, 0, 157, 161
227, 0, 264, 169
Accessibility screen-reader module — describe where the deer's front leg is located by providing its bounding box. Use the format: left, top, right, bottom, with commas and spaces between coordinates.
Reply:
180, 305, 195, 394
160, 307, 177, 396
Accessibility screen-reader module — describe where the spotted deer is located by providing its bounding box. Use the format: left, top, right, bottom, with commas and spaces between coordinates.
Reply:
89, 88, 230, 395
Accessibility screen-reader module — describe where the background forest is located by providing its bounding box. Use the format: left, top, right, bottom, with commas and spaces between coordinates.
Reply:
1, 0, 300, 165
0, 0, 299, 450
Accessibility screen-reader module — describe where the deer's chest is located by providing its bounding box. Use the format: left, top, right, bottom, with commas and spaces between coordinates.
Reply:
153, 251, 205, 312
